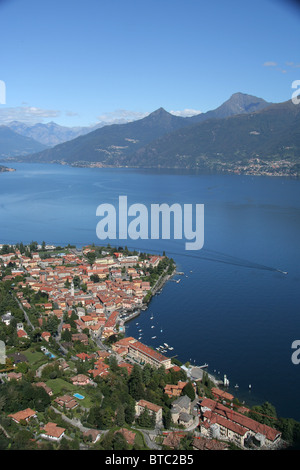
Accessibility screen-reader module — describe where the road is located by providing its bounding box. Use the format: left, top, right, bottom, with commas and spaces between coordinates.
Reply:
12, 293, 35, 331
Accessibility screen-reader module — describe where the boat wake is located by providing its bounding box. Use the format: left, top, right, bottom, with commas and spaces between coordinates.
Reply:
191, 249, 287, 275
99, 241, 287, 275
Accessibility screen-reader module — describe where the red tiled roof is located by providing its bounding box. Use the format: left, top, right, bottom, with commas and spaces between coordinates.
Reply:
137, 399, 162, 413
8, 408, 36, 422
129, 340, 169, 363
42, 422, 65, 438
200, 398, 281, 442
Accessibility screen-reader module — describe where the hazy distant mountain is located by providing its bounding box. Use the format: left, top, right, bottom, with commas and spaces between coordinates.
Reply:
6, 121, 111, 147
0, 126, 48, 158
19, 107, 189, 164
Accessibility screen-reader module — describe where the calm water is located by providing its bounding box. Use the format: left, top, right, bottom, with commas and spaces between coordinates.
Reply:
1, 162, 300, 420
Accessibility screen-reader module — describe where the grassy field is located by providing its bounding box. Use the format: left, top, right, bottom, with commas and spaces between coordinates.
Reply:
46, 377, 93, 408
22, 348, 49, 371
46, 377, 76, 395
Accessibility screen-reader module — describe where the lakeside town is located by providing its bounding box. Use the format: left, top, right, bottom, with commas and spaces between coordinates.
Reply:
0, 242, 294, 450
213, 157, 300, 177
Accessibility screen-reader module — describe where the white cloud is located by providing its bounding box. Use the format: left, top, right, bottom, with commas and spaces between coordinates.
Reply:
97, 109, 149, 123
169, 108, 202, 117
285, 61, 300, 68
0, 106, 60, 125
263, 61, 278, 67
65, 110, 79, 117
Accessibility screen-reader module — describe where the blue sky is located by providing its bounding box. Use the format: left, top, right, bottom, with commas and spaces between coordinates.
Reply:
0, 0, 299, 126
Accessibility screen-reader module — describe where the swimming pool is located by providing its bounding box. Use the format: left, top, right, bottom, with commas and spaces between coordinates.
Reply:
45, 351, 56, 359
73, 393, 85, 400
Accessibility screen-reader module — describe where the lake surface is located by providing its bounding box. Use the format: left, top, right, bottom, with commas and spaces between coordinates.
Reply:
1, 162, 300, 420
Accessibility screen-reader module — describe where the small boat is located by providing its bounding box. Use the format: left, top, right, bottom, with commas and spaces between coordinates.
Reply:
152, 336, 157, 339
168, 347, 174, 351
234, 384, 239, 389
164, 343, 168, 347
151, 325, 155, 328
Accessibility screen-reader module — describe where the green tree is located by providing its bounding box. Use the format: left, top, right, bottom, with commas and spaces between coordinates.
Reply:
115, 405, 125, 427
249, 401, 277, 427
125, 398, 136, 425
182, 382, 195, 401
128, 364, 144, 400
136, 407, 156, 429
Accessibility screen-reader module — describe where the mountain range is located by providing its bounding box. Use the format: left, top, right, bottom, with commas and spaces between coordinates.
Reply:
2, 92, 300, 176
8, 93, 271, 162
6, 119, 131, 147
131, 98, 300, 175
0, 126, 47, 158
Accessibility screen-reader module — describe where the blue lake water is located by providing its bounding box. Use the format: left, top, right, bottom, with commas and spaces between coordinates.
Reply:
1, 162, 300, 420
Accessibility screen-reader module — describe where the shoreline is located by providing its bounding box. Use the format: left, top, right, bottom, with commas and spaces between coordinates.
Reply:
121, 265, 223, 387
1, 159, 299, 178
122, 266, 177, 327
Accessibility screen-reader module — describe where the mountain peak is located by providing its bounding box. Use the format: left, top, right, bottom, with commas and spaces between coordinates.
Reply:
228, 91, 267, 103
148, 107, 170, 117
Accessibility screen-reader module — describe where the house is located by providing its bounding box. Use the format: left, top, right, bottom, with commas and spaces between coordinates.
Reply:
135, 399, 163, 425
199, 398, 282, 448
115, 428, 136, 446
170, 395, 195, 428
72, 333, 89, 345
8, 408, 37, 423
88, 321, 102, 337
112, 336, 137, 355
35, 382, 53, 396
76, 352, 93, 362
1, 312, 14, 326
118, 362, 134, 375
41, 331, 51, 342
102, 310, 119, 338
17, 329, 29, 340
162, 432, 184, 449
57, 359, 70, 371
88, 359, 109, 378
82, 429, 101, 444
54, 395, 78, 410
71, 374, 91, 386
81, 315, 96, 327
164, 381, 188, 398
192, 436, 228, 450
128, 340, 172, 369
40, 422, 66, 441
6, 372, 23, 381
211, 387, 234, 402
